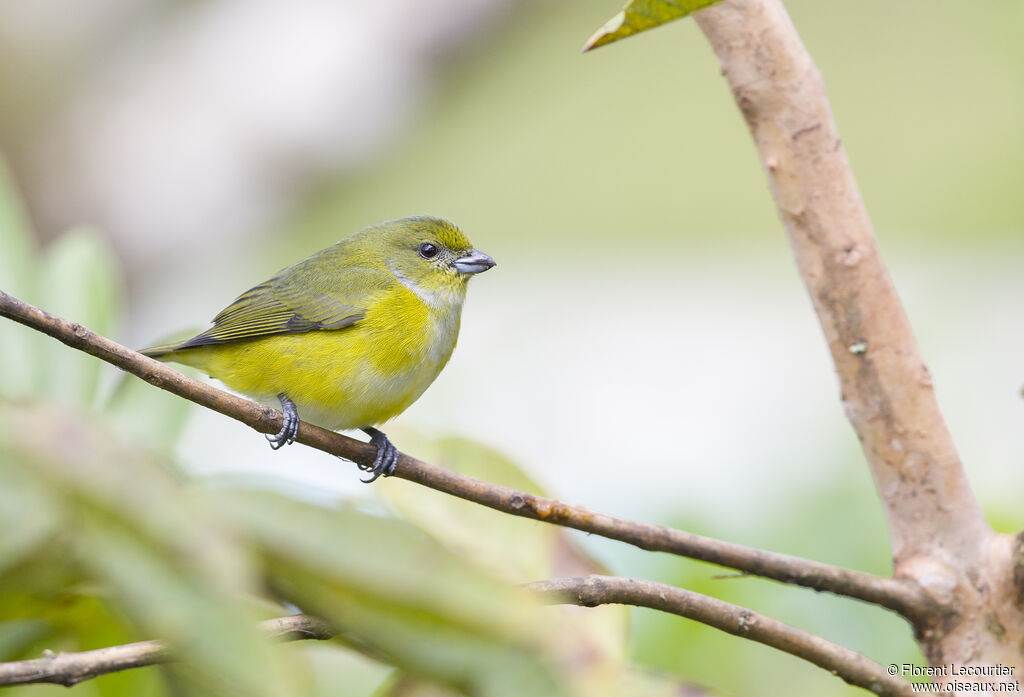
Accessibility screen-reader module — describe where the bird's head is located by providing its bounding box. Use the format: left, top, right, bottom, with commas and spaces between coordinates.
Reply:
369, 217, 495, 302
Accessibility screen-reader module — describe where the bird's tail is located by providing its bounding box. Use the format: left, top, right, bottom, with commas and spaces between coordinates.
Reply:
139, 326, 208, 360
139, 342, 179, 360
138, 332, 212, 371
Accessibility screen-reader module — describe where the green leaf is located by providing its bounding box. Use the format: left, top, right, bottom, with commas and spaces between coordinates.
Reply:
283, 642, 393, 697
225, 490, 571, 697
1, 403, 294, 697
0, 464, 61, 576
0, 158, 41, 398
379, 435, 609, 580
37, 227, 123, 408
0, 620, 50, 661
583, 0, 722, 52
103, 325, 204, 452
378, 435, 559, 581
77, 519, 290, 697
103, 370, 196, 453
377, 435, 629, 697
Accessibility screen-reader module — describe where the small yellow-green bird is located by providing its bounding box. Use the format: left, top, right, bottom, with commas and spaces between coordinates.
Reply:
141, 216, 495, 482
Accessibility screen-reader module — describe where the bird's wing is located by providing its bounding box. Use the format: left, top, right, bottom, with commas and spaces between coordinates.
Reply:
174, 273, 371, 349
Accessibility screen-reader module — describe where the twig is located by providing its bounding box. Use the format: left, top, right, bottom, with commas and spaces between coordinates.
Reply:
0, 289, 930, 619
527, 575, 915, 697
0, 615, 333, 687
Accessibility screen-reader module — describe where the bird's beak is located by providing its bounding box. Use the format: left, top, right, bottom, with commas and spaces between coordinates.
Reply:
453, 249, 496, 275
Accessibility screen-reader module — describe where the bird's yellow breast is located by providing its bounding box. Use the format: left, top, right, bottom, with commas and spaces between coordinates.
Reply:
180, 283, 463, 431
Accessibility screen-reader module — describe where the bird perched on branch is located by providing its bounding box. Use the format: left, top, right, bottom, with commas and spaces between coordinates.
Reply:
141, 216, 495, 482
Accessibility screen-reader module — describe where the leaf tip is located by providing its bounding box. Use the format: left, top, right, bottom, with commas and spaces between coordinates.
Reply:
582, 11, 627, 53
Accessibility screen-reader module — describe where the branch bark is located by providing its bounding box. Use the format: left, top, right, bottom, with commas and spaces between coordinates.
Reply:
0, 615, 334, 687
527, 575, 915, 697
0, 290, 929, 619
694, 0, 988, 571
692, 0, 1022, 677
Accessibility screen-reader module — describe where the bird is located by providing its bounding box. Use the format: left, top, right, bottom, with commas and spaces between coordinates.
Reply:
141, 216, 495, 482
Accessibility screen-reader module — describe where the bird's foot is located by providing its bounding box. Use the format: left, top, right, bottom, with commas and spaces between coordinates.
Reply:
359, 427, 399, 483
266, 393, 299, 450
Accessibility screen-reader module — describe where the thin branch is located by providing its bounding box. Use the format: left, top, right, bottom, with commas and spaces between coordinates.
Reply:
528, 575, 915, 697
692, 0, 990, 567
0, 290, 930, 618
0, 615, 334, 687
2, 583, 913, 696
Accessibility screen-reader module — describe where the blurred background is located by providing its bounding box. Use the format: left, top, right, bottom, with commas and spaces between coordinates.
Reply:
0, 0, 1022, 695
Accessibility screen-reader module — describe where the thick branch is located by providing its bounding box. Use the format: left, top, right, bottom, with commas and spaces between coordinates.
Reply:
692, 0, 990, 569
0, 615, 333, 687
0, 290, 929, 617
528, 575, 915, 697
691, 0, 1024, 676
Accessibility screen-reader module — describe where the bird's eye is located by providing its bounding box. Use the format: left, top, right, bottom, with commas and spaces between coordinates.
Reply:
418, 242, 439, 259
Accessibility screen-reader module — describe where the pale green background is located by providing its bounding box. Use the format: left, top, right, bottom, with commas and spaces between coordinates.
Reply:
2, 1, 1022, 695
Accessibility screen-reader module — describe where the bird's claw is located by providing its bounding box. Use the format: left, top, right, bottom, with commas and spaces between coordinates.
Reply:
266, 393, 299, 450
360, 427, 399, 483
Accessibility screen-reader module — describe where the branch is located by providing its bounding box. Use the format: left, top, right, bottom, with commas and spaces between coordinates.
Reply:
3, 582, 912, 696
689, 0, 1024, 676
0, 290, 929, 618
528, 575, 915, 697
0, 615, 333, 687
692, 0, 990, 567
